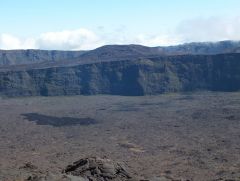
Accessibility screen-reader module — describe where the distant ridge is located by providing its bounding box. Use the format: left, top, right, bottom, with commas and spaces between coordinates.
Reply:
1, 40, 240, 67
0, 40, 240, 97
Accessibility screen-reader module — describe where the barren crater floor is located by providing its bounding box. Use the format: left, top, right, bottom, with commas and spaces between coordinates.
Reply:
0, 92, 240, 180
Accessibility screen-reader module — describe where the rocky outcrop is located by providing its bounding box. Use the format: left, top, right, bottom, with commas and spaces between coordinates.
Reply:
63, 157, 134, 181
22, 157, 141, 181
0, 53, 240, 97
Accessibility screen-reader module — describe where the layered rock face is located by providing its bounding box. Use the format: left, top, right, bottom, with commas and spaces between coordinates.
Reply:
0, 53, 240, 97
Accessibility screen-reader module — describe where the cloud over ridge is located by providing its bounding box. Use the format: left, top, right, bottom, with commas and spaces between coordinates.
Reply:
1, 16, 240, 50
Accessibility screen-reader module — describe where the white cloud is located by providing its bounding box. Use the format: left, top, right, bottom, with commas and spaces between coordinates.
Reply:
176, 16, 240, 42
0, 34, 22, 49
0, 34, 36, 50
134, 34, 181, 46
1, 16, 240, 50
0, 28, 105, 50
37, 28, 104, 50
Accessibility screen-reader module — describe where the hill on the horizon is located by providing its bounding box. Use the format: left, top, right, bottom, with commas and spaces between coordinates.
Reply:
1, 40, 240, 67
0, 40, 240, 97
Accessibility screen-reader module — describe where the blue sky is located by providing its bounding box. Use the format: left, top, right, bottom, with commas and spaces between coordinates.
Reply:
0, 0, 240, 50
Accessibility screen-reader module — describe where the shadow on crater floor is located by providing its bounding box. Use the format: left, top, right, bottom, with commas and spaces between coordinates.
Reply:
21, 113, 98, 127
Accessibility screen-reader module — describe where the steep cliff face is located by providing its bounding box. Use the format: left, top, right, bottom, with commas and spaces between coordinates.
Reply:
0, 53, 240, 97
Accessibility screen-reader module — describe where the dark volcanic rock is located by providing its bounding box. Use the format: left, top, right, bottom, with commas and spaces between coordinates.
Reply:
63, 157, 134, 181
22, 113, 98, 127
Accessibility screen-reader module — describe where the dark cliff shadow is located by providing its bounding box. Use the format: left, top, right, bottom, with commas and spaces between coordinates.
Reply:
21, 113, 98, 127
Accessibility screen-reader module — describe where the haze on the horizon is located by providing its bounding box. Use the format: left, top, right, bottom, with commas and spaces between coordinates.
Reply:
0, 0, 240, 50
